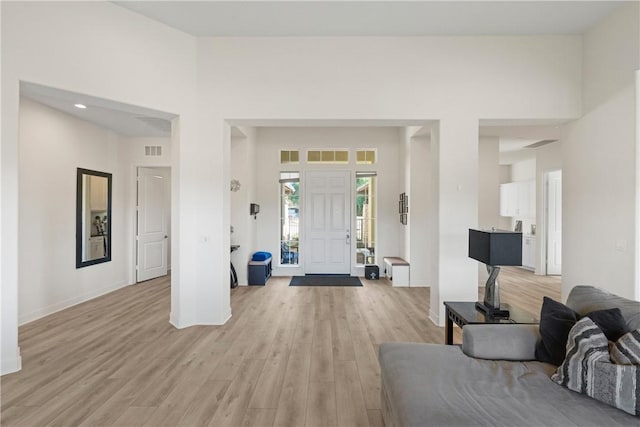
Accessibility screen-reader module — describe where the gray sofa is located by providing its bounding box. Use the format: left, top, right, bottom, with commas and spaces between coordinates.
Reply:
379, 286, 640, 426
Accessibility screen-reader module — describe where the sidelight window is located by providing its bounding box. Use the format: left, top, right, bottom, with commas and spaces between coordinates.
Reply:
280, 172, 299, 265
355, 172, 376, 265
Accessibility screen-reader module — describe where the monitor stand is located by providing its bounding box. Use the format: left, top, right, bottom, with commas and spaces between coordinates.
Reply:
475, 301, 510, 318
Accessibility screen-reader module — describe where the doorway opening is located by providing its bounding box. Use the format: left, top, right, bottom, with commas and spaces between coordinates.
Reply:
136, 166, 171, 283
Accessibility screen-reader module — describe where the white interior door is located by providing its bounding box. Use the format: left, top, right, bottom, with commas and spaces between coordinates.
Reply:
304, 170, 351, 274
137, 167, 169, 282
546, 170, 562, 275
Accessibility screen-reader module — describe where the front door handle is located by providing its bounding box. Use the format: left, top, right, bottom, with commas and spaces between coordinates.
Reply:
346, 229, 350, 245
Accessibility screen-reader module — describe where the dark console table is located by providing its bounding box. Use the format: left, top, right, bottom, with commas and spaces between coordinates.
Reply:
443, 301, 538, 345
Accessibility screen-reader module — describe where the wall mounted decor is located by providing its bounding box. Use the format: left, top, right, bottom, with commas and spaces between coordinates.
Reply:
250, 203, 260, 219
76, 168, 112, 268
399, 193, 409, 225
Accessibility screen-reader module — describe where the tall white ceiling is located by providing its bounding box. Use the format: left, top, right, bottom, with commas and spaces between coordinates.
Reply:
113, 1, 625, 37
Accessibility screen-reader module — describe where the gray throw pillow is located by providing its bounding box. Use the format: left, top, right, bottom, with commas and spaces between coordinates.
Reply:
611, 329, 640, 365
552, 318, 640, 416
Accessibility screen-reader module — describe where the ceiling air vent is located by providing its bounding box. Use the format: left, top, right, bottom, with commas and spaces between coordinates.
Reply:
145, 146, 163, 156
525, 139, 558, 149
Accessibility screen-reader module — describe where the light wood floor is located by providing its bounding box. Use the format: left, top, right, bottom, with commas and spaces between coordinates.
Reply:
1, 268, 560, 427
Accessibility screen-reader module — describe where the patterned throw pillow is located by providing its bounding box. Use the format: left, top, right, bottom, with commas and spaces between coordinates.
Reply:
552, 318, 640, 416
611, 329, 640, 365
551, 317, 610, 391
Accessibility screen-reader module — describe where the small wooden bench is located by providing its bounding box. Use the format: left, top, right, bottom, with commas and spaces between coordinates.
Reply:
383, 257, 410, 287
248, 257, 272, 285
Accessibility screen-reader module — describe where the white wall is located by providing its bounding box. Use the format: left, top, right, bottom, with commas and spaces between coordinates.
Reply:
563, 2, 639, 300
2, 1, 591, 372
230, 127, 257, 286
401, 128, 411, 261
478, 136, 500, 283
479, 137, 501, 230
511, 158, 536, 182
536, 142, 562, 275
408, 134, 430, 287
253, 127, 403, 277
426, 126, 440, 320
498, 165, 512, 230
18, 97, 129, 324
18, 100, 174, 325
400, 126, 430, 286
202, 35, 581, 325
2, 1, 200, 374
118, 137, 172, 284
429, 119, 481, 323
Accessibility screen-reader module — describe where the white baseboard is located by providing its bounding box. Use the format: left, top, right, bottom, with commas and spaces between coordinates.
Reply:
221, 309, 232, 325
1, 348, 22, 375
429, 308, 441, 327
169, 311, 180, 329
170, 309, 232, 328
19, 280, 129, 325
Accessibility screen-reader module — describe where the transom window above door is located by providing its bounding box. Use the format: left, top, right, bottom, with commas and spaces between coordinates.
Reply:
280, 150, 299, 164
307, 149, 349, 164
356, 149, 376, 164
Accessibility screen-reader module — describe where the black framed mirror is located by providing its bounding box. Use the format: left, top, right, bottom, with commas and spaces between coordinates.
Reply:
76, 168, 112, 268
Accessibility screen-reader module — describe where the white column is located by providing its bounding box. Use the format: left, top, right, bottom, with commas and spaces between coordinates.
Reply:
170, 113, 231, 328
230, 126, 257, 286
408, 130, 430, 287
636, 69, 640, 301
429, 118, 479, 326
401, 128, 411, 261
1, 74, 22, 374
478, 136, 500, 283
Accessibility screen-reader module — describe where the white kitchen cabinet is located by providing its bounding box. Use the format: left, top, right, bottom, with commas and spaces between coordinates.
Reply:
522, 236, 536, 270
500, 180, 535, 218
500, 183, 517, 217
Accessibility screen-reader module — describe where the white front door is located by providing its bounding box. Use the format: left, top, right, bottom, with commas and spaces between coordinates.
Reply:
304, 170, 351, 274
546, 170, 562, 275
136, 167, 169, 282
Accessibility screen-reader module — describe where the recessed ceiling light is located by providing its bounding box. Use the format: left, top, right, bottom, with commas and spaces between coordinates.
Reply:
74, 103, 87, 109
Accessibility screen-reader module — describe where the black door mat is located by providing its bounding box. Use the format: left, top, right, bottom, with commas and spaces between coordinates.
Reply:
289, 275, 363, 287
